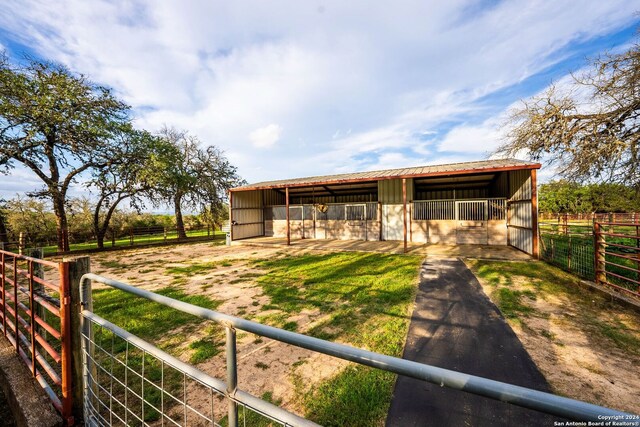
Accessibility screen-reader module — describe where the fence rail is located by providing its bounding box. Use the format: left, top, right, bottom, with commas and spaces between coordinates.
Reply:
594, 222, 640, 298
1, 226, 223, 257
0, 249, 73, 424
540, 222, 640, 298
540, 212, 640, 223
79, 273, 632, 426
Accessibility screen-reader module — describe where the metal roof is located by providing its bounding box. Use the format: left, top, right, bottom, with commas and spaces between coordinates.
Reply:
231, 158, 540, 192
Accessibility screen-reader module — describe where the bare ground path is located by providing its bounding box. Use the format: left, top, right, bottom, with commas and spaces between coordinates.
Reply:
386, 259, 556, 427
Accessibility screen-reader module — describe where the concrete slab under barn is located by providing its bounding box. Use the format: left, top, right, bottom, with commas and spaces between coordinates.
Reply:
232, 237, 533, 260
229, 159, 541, 256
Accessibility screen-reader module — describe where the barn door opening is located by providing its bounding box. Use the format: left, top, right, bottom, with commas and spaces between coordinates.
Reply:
455, 200, 488, 244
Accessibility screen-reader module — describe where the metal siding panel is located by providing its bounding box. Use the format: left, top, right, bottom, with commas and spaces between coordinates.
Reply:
378, 179, 404, 204
509, 170, 531, 201
234, 190, 262, 208
232, 190, 263, 239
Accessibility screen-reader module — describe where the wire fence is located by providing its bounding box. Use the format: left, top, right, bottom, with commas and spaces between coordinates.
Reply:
539, 212, 640, 223
78, 272, 631, 426
83, 315, 292, 427
540, 222, 640, 298
539, 223, 595, 280
1, 226, 224, 257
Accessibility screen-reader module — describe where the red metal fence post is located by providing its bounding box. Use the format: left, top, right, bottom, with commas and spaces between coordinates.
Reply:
13, 255, 18, 353
1, 252, 5, 337
28, 260, 36, 377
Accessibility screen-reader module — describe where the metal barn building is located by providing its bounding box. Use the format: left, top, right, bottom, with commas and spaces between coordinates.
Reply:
229, 159, 540, 256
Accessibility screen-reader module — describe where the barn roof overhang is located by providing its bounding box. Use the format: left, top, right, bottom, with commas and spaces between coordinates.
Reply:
230, 158, 540, 193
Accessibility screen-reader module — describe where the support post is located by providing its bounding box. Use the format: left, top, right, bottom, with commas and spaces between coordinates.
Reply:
229, 190, 234, 242
378, 202, 383, 241
65, 256, 91, 424
531, 169, 539, 259
286, 187, 290, 246
226, 326, 238, 427
402, 178, 407, 253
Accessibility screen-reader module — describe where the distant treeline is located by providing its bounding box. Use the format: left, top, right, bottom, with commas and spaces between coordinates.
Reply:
539, 181, 640, 214
0, 197, 222, 247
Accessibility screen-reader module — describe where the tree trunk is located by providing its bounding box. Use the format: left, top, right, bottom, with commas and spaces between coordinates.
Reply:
174, 193, 187, 239
52, 194, 70, 252
95, 195, 128, 249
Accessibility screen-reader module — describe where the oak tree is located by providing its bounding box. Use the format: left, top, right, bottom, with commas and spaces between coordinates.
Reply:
0, 55, 131, 251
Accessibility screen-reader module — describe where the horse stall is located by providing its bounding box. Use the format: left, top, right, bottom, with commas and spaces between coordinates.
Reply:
229, 159, 540, 256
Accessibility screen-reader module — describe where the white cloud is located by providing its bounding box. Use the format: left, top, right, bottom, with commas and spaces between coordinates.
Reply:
0, 0, 638, 192
249, 124, 282, 148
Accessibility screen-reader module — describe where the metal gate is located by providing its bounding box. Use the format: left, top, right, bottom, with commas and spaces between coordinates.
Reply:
77, 273, 631, 426
345, 204, 367, 240
455, 201, 488, 244
0, 249, 74, 424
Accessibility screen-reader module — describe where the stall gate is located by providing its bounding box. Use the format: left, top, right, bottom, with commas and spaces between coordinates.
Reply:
456, 200, 489, 244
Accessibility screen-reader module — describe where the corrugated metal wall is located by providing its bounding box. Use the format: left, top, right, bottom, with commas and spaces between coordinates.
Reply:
378, 179, 414, 203
489, 172, 509, 198
290, 194, 376, 204
507, 170, 533, 254
231, 190, 264, 240
263, 189, 285, 206
416, 188, 489, 200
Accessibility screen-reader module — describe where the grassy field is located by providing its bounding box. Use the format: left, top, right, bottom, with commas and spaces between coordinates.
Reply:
467, 259, 640, 413
39, 229, 223, 255
252, 252, 421, 426
90, 247, 422, 426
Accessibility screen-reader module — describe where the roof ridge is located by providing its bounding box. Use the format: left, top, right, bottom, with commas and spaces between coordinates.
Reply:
232, 158, 539, 191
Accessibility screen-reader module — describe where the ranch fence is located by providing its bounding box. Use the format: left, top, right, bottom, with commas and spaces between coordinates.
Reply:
539, 212, 640, 223
0, 249, 634, 426
539, 222, 640, 298
1, 225, 223, 257
0, 249, 75, 424
79, 272, 630, 426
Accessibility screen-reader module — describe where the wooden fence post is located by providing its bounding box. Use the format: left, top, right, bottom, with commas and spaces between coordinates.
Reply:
65, 256, 91, 423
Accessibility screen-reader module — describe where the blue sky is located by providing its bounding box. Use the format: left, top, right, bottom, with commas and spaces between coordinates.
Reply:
0, 1, 639, 200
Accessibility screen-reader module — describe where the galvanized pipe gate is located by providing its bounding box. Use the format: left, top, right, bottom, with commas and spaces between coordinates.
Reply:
78, 273, 633, 426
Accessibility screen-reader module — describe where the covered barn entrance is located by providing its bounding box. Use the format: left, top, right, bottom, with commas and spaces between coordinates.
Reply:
229, 159, 540, 256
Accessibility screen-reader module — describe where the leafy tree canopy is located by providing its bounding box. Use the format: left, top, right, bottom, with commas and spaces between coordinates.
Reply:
539, 180, 640, 213
0, 53, 133, 250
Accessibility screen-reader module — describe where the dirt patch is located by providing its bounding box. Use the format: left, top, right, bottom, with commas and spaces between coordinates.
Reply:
466, 259, 640, 414
86, 242, 353, 420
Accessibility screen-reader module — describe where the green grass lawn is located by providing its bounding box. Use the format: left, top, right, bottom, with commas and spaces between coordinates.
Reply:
90, 250, 422, 426
40, 229, 224, 255
467, 259, 640, 413
252, 252, 422, 427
